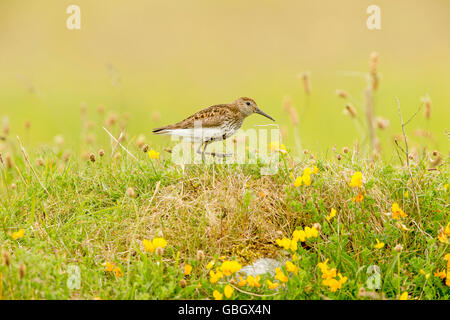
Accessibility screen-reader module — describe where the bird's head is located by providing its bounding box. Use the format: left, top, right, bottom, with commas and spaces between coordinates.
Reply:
234, 97, 275, 121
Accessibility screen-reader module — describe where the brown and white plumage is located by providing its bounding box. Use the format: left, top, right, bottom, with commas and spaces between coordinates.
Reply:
153, 97, 275, 160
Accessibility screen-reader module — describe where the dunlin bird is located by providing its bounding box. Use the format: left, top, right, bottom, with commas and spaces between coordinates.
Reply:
152, 97, 275, 161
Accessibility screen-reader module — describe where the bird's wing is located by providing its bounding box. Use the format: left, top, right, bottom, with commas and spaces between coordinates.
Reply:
173, 104, 235, 129
152, 105, 237, 142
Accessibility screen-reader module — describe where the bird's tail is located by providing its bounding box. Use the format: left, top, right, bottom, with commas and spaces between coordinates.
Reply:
152, 126, 171, 134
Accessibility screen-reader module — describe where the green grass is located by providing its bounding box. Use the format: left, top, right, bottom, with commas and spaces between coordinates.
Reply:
0, 141, 448, 300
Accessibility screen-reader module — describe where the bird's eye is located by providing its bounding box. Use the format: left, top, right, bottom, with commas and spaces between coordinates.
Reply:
246, 102, 251, 106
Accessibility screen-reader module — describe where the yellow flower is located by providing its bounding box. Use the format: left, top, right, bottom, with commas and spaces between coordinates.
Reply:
444, 253, 450, 261
206, 260, 215, 270
326, 208, 336, 222
143, 237, 167, 253
318, 259, 347, 292
374, 238, 385, 249
304, 226, 319, 239
220, 260, 242, 276
302, 174, 311, 186
213, 290, 223, 300
113, 266, 123, 277
294, 176, 303, 188
224, 284, 234, 298
321, 267, 337, 280
184, 264, 193, 276
237, 276, 247, 286
266, 280, 280, 289
143, 239, 154, 253
276, 237, 291, 250
445, 223, 450, 236
269, 142, 286, 153
338, 273, 348, 285
404, 190, 409, 198
286, 261, 299, 275
12, 229, 25, 240
352, 192, 364, 203
349, 172, 363, 187
303, 167, 312, 176
246, 275, 261, 287
152, 237, 167, 249
292, 229, 306, 242
434, 268, 446, 279
275, 268, 288, 283
438, 232, 448, 244
313, 165, 319, 174
148, 149, 160, 159
104, 262, 115, 272
317, 259, 329, 273
322, 277, 341, 292
391, 203, 407, 219
209, 270, 223, 284
399, 292, 408, 300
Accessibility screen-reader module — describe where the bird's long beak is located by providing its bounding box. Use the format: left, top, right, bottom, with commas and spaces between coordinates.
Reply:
255, 108, 275, 121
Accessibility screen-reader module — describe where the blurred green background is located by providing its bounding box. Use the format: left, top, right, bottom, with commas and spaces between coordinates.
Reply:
0, 0, 449, 158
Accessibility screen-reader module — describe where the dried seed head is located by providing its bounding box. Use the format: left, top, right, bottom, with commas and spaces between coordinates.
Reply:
432, 150, 439, 157
283, 96, 292, 111
2, 123, 10, 135
87, 121, 95, 130
408, 153, 414, 160
394, 244, 403, 252
287, 106, 299, 126
86, 134, 95, 145
136, 135, 146, 148
155, 247, 164, 255
36, 158, 44, 166
24, 121, 31, 129
370, 52, 379, 75
105, 113, 118, 126
2, 250, 10, 266
152, 111, 161, 122
430, 156, 441, 168
89, 153, 96, 163
98, 149, 105, 157
126, 187, 135, 198
5, 153, 13, 169
62, 151, 70, 162
19, 263, 26, 278
80, 102, 87, 114
299, 72, 311, 94
196, 250, 205, 261
313, 223, 321, 231
376, 117, 390, 129
371, 73, 379, 91
179, 279, 187, 288
422, 96, 431, 119
342, 147, 349, 154
97, 104, 105, 114
11, 183, 16, 190
335, 89, 348, 99
142, 144, 149, 153
336, 154, 342, 161
345, 103, 357, 118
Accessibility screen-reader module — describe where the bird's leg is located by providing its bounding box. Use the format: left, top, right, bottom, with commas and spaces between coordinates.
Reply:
202, 141, 232, 158
196, 142, 206, 163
